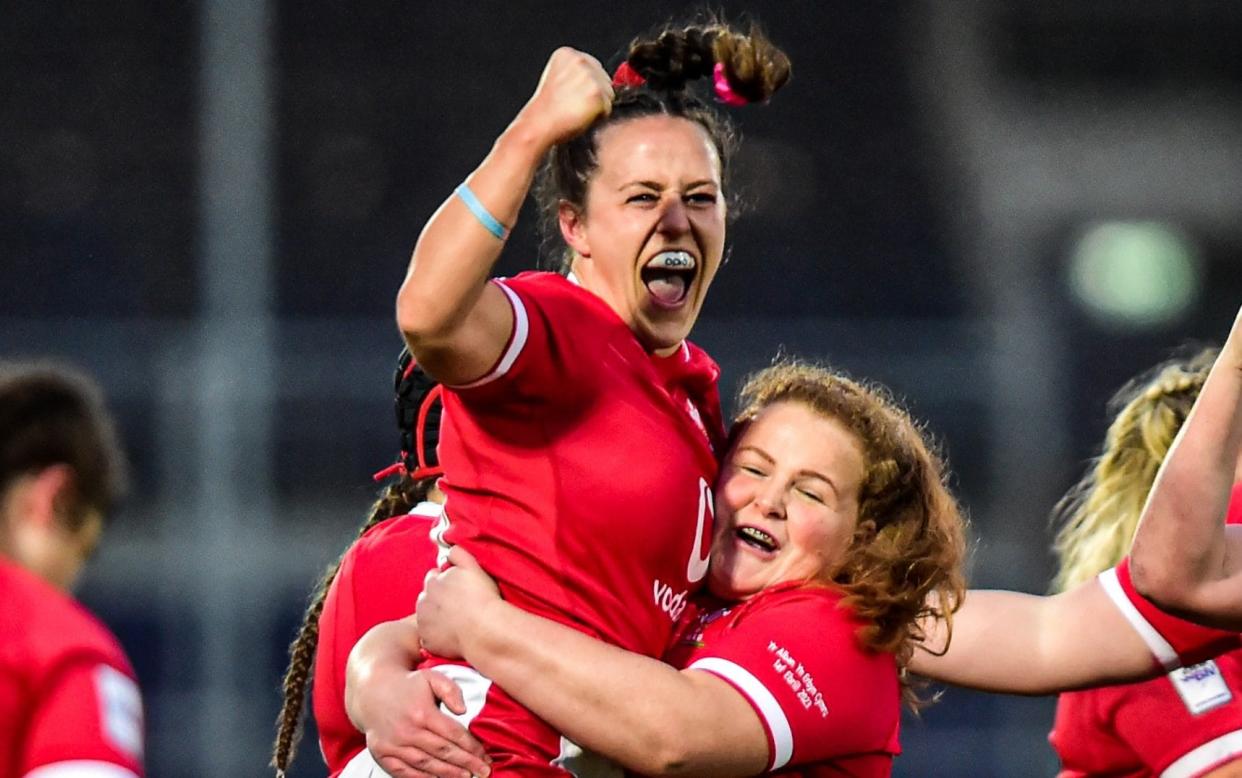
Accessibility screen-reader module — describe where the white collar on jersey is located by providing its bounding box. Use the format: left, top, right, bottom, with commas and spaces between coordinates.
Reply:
408, 500, 445, 519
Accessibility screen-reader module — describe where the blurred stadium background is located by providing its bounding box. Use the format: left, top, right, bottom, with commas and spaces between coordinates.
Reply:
3, 0, 1241, 774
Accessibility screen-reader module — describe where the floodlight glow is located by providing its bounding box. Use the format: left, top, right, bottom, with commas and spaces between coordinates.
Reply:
1068, 221, 1200, 328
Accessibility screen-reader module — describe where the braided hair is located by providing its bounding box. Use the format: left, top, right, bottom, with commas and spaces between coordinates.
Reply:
1052, 348, 1218, 593
534, 19, 791, 272
271, 349, 444, 775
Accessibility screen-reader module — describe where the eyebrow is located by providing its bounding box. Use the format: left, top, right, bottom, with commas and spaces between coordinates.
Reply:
735, 445, 841, 498
619, 179, 719, 192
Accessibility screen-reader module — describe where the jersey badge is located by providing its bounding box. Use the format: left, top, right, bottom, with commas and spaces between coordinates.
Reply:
1170, 660, 1234, 715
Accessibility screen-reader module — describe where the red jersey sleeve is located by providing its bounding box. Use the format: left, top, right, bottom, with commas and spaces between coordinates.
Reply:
684, 589, 900, 772
448, 273, 608, 405
22, 661, 144, 777
1100, 557, 1242, 670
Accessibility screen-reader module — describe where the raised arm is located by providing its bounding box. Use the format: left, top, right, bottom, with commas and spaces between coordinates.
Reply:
1129, 306, 1242, 630
416, 549, 769, 777
910, 579, 1159, 694
396, 48, 613, 385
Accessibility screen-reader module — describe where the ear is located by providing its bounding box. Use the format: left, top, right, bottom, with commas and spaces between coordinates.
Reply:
558, 201, 590, 258
27, 465, 75, 529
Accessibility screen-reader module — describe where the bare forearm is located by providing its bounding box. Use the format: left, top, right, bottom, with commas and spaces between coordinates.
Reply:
396, 119, 548, 384
399, 120, 543, 324
461, 600, 765, 776
911, 585, 1157, 694
346, 617, 422, 730
1131, 309, 1242, 625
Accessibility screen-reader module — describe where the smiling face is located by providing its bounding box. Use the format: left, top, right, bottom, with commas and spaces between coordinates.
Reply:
708, 400, 868, 601
559, 115, 726, 356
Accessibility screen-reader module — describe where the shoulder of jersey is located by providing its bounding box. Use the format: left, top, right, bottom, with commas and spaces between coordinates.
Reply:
737, 585, 857, 629
0, 560, 131, 675
502, 271, 614, 317
352, 512, 441, 561
357, 511, 434, 540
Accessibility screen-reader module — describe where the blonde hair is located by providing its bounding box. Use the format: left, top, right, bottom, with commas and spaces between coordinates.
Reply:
733, 360, 968, 707
1052, 348, 1217, 593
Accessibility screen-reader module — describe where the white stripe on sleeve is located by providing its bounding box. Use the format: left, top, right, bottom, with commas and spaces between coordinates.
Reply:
689, 656, 794, 770
24, 762, 139, 778
1161, 728, 1242, 778
454, 280, 529, 389
1099, 567, 1180, 671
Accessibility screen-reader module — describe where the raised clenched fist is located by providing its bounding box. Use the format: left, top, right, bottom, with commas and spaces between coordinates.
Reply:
517, 47, 615, 147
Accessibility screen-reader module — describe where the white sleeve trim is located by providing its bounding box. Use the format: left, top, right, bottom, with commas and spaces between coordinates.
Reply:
689, 656, 794, 770
1099, 567, 1181, 671
453, 280, 529, 389
1161, 728, 1242, 778
24, 762, 140, 778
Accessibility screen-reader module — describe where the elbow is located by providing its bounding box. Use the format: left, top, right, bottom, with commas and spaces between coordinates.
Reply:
591, 724, 695, 776
1130, 556, 1199, 613
637, 741, 696, 777
396, 280, 452, 349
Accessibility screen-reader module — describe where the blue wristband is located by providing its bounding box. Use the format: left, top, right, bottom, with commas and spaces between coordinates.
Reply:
454, 183, 509, 240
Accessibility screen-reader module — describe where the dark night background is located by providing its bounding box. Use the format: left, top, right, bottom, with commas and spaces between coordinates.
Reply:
3, 1, 1241, 774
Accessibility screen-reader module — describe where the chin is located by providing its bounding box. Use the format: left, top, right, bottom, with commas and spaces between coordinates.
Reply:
636, 331, 683, 355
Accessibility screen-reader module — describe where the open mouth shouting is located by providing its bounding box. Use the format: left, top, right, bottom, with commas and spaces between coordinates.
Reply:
641, 250, 698, 309
735, 525, 779, 556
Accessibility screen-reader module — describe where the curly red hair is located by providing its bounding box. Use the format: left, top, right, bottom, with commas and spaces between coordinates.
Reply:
731, 360, 968, 707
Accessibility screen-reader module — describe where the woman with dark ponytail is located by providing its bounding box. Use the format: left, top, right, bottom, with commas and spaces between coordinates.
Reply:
345, 17, 791, 778
270, 352, 477, 777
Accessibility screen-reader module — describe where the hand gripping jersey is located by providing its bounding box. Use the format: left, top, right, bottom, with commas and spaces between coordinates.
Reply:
0, 558, 144, 778
1054, 484, 1242, 777
418, 272, 723, 774
668, 584, 901, 776
313, 503, 443, 777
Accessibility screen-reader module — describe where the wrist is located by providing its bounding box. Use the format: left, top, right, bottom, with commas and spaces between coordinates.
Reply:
458, 597, 509, 664
497, 112, 555, 166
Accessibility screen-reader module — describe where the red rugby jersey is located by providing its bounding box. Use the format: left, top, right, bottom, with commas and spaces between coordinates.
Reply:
1051, 650, 1242, 777
0, 558, 144, 778
313, 504, 442, 776
669, 584, 901, 776
435, 271, 724, 659
1053, 484, 1242, 776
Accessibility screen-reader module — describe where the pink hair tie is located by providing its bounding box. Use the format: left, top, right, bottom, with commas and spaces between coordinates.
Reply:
612, 61, 646, 88
712, 61, 749, 106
